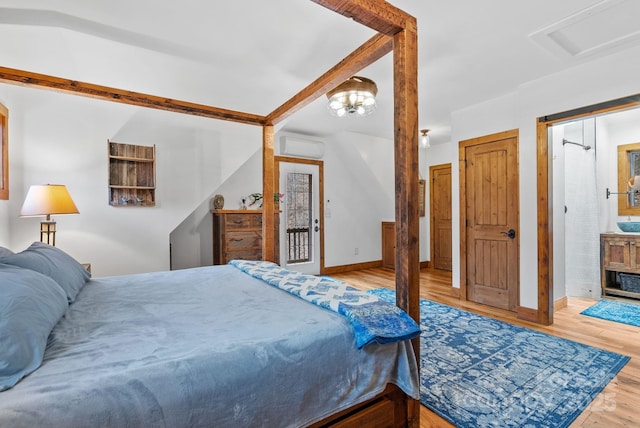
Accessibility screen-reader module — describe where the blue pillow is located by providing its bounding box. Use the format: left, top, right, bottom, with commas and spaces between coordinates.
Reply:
0, 246, 13, 257
0, 263, 68, 391
0, 242, 90, 303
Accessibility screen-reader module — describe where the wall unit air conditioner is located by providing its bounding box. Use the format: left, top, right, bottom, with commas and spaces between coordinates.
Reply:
280, 136, 325, 159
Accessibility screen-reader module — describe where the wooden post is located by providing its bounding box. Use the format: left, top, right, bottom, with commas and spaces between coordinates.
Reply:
393, 25, 421, 427
536, 118, 553, 325
262, 125, 276, 262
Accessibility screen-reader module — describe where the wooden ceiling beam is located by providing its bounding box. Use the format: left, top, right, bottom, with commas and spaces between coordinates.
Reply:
266, 32, 392, 125
0, 66, 267, 126
311, 0, 416, 35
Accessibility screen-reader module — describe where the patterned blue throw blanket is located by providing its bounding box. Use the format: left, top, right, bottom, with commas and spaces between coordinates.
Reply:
229, 260, 420, 349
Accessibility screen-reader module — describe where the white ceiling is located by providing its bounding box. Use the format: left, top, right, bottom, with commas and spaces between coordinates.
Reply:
1, 0, 639, 144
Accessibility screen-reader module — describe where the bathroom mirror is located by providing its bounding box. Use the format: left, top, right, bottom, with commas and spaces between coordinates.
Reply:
617, 141, 640, 214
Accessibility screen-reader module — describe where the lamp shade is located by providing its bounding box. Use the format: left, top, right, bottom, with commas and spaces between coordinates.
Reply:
20, 184, 79, 217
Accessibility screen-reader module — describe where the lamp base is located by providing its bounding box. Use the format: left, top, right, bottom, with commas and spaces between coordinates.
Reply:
40, 220, 56, 246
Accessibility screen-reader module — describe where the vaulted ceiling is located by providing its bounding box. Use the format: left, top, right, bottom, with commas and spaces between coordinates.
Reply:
1, 0, 639, 144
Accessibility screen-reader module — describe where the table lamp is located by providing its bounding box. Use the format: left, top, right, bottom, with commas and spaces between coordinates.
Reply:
20, 184, 79, 246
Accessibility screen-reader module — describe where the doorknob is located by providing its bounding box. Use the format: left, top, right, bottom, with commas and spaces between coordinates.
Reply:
314, 225, 319, 232
501, 229, 516, 239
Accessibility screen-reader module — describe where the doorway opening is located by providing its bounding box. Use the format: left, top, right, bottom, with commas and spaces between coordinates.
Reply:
275, 156, 324, 275
537, 93, 640, 324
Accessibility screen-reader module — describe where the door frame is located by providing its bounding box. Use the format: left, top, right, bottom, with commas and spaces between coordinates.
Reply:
275, 155, 325, 274
429, 163, 452, 271
537, 94, 640, 325
459, 129, 520, 309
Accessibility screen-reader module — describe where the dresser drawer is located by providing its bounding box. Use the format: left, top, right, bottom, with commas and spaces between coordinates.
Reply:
225, 214, 253, 230
225, 231, 261, 251
224, 249, 262, 263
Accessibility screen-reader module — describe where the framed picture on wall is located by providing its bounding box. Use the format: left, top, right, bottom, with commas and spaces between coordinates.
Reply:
419, 179, 426, 217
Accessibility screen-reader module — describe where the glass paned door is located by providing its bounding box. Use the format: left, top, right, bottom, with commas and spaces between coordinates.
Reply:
279, 162, 320, 274
286, 172, 312, 263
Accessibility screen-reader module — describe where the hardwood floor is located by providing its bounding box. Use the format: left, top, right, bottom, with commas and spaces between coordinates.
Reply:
331, 267, 640, 428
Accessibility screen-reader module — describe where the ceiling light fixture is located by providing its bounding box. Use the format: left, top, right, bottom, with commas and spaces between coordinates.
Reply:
420, 129, 431, 148
326, 76, 377, 117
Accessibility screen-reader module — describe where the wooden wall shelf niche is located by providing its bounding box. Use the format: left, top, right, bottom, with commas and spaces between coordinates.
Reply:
108, 140, 156, 207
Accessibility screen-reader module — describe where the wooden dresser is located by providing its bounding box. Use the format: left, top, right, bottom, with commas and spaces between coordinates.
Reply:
212, 210, 263, 265
212, 210, 279, 265
600, 233, 640, 299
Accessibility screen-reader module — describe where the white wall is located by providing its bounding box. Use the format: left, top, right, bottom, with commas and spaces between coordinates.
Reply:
597, 119, 614, 232
324, 131, 395, 266
171, 128, 412, 271
171, 128, 442, 271
1, 85, 262, 277
169, 149, 263, 270
274, 130, 398, 268
0, 199, 7, 247
450, 44, 640, 310
1, 78, 430, 275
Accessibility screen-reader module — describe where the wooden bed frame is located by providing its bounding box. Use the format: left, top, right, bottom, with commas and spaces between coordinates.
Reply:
0, 1, 421, 426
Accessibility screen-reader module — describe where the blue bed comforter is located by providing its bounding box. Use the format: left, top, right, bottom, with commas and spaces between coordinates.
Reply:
229, 260, 421, 348
0, 265, 419, 428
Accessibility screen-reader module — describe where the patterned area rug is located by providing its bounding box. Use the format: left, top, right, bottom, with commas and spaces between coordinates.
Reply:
581, 299, 640, 327
369, 288, 630, 428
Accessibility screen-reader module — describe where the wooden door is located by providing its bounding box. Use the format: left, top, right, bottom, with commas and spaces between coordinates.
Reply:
275, 156, 325, 275
460, 130, 519, 311
381, 222, 395, 269
430, 164, 452, 271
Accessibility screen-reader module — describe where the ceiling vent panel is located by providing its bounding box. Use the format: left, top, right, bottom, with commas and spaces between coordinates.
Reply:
530, 0, 640, 59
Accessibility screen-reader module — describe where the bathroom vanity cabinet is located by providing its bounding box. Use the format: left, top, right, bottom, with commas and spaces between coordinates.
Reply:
600, 233, 640, 299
